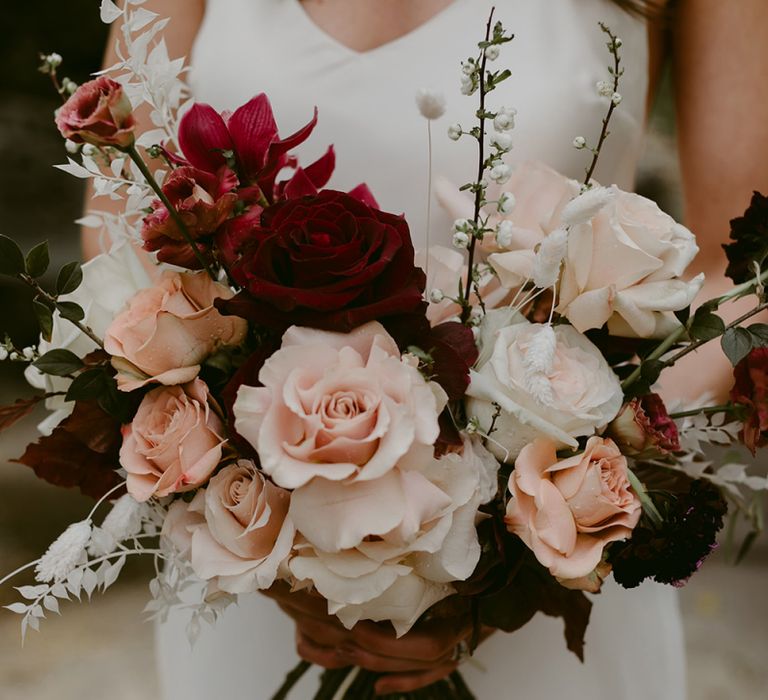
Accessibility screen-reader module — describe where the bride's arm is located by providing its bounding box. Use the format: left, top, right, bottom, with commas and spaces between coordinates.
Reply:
662, 0, 768, 400
81, 0, 205, 260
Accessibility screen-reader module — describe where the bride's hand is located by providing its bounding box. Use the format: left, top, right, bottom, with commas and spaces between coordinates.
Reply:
262, 582, 487, 694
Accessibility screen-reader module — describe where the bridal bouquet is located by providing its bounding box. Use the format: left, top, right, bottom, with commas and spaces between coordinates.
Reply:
3, 3, 768, 698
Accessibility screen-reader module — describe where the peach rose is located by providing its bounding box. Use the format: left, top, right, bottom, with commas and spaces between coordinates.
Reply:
233, 322, 445, 489
120, 379, 226, 501
55, 77, 136, 148
506, 436, 642, 580
557, 187, 704, 338
161, 460, 295, 593
467, 314, 623, 461
105, 270, 247, 391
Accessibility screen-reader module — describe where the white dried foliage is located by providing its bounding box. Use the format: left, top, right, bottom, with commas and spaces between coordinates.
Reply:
561, 186, 614, 226
532, 228, 568, 289
523, 325, 557, 406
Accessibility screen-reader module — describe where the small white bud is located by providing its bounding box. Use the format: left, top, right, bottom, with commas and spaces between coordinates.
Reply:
429, 288, 445, 304
82, 143, 98, 156
596, 80, 613, 97
572, 136, 587, 150
64, 139, 80, 155
461, 61, 474, 76
470, 307, 483, 323
460, 74, 476, 96
485, 45, 500, 61
22, 346, 35, 360
466, 417, 480, 434
9, 351, 19, 361
452, 231, 470, 248
61, 77, 78, 95
447, 123, 462, 141
453, 218, 471, 233
415, 88, 447, 120
47, 53, 63, 68
615, 37, 623, 48
495, 220, 515, 248
611, 92, 622, 106
489, 163, 512, 185
489, 132, 513, 151
0, 347, 8, 361
497, 192, 516, 215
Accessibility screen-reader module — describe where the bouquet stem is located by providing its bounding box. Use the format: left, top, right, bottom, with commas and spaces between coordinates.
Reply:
271, 663, 476, 700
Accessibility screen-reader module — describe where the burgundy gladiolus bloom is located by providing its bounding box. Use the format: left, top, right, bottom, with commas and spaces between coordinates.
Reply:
177, 94, 327, 201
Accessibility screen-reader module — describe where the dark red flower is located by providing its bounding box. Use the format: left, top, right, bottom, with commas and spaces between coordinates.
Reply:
141, 166, 238, 267
177, 94, 330, 202
216, 190, 426, 333
730, 347, 768, 454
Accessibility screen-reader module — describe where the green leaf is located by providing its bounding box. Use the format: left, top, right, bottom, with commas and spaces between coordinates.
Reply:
689, 310, 725, 341
721, 327, 754, 366
25, 241, 50, 278
33, 300, 53, 343
639, 359, 666, 387
674, 306, 691, 327
33, 349, 84, 376
65, 368, 109, 402
0, 234, 25, 276
56, 261, 83, 295
56, 301, 85, 322
747, 323, 768, 347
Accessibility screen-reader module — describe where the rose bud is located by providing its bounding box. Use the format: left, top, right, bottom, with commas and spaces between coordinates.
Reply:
55, 77, 136, 149
730, 347, 768, 454
607, 393, 680, 457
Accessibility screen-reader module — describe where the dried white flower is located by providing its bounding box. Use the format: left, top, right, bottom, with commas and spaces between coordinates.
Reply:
611, 92, 623, 106
415, 88, 447, 120
497, 192, 516, 215
489, 163, 512, 185
102, 494, 144, 542
596, 80, 613, 97
485, 45, 501, 61
572, 136, 587, 150
532, 228, 568, 289
453, 218, 471, 233
9, 351, 19, 361
561, 186, 614, 226
453, 231, 470, 249
429, 288, 445, 303
493, 107, 516, 132
490, 132, 513, 151
447, 123, 462, 141
22, 347, 35, 360
495, 220, 515, 248
460, 74, 477, 96
35, 521, 92, 583
461, 61, 474, 76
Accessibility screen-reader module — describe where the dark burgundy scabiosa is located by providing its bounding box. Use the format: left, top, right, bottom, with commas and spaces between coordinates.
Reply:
607, 392, 680, 457
730, 347, 768, 455
722, 191, 768, 284
216, 190, 426, 334
609, 479, 727, 589
141, 166, 238, 268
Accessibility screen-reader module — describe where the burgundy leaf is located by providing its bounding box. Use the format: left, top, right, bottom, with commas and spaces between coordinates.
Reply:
0, 396, 42, 433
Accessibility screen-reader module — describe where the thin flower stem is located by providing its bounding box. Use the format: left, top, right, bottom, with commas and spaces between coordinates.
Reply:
669, 404, 735, 420
19, 274, 105, 349
583, 24, 622, 187
270, 660, 312, 700
0, 560, 42, 589
425, 120, 433, 285
123, 144, 216, 280
86, 481, 128, 522
461, 8, 495, 321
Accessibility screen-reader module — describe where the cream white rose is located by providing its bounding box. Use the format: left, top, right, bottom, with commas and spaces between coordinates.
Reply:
557, 187, 704, 338
288, 438, 498, 636
466, 313, 623, 461
233, 322, 446, 489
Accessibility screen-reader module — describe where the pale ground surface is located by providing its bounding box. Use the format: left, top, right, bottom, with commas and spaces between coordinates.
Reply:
0, 99, 766, 700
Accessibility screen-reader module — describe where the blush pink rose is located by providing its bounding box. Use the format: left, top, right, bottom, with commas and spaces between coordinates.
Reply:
505, 436, 642, 581
55, 77, 136, 148
233, 322, 445, 489
120, 379, 226, 501
161, 460, 295, 593
105, 270, 247, 391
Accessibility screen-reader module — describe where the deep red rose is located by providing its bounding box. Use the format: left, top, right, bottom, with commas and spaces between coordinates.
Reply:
216, 190, 426, 333
142, 166, 238, 268
608, 392, 680, 456
177, 94, 334, 202
55, 77, 136, 148
730, 347, 768, 454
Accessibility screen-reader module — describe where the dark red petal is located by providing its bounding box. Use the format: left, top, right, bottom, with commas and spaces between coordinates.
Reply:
178, 103, 233, 172
227, 94, 279, 179
282, 168, 320, 199
347, 183, 380, 209
266, 106, 319, 163
303, 146, 336, 189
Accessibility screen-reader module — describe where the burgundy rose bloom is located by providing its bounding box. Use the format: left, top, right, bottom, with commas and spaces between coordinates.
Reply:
608, 393, 680, 457
216, 190, 426, 333
176, 94, 334, 202
142, 166, 238, 268
55, 77, 136, 148
730, 347, 768, 454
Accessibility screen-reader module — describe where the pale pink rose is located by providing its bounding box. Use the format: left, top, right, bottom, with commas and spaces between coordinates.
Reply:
416, 246, 511, 325
288, 438, 498, 636
105, 270, 247, 391
161, 460, 295, 593
55, 77, 135, 148
557, 187, 704, 338
435, 161, 579, 255
120, 379, 226, 501
505, 436, 642, 580
233, 322, 446, 489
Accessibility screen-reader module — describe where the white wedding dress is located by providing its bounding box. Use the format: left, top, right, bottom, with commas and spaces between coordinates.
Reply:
156, 1, 687, 698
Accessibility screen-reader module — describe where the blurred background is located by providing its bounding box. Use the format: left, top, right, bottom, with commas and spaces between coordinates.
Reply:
0, 2, 765, 699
